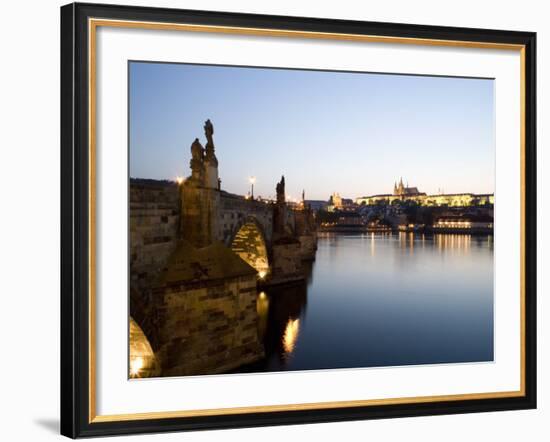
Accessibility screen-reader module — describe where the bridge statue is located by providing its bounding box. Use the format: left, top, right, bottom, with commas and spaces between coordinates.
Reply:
189, 138, 205, 183
203, 119, 219, 187
276, 175, 285, 204
204, 119, 214, 145
204, 120, 217, 160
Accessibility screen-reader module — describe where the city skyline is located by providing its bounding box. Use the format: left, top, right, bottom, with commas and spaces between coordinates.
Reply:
130, 62, 495, 200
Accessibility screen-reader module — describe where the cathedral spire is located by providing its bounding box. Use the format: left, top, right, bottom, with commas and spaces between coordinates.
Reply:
397, 177, 404, 195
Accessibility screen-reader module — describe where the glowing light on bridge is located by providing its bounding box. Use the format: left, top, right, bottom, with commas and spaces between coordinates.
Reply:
256, 292, 270, 339
231, 221, 270, 277
129, 317, 158, 378
130, 356, 144, 378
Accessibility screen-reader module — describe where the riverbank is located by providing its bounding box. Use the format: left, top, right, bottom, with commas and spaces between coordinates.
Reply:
319, 225, 493, 235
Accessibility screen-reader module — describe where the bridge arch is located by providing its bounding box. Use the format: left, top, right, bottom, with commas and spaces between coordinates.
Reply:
229, 216, 270, 279
129, 317, 160, 378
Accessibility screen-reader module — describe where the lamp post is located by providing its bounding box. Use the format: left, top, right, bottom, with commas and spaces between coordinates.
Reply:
249, 176, 256, 200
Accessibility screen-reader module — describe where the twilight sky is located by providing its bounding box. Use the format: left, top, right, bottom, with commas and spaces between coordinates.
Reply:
129, 62, 495, 201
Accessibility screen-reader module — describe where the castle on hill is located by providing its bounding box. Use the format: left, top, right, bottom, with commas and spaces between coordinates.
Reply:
355, 178, 494, 207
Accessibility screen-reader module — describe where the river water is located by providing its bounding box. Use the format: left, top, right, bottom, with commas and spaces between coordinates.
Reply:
239, 232, 494, 373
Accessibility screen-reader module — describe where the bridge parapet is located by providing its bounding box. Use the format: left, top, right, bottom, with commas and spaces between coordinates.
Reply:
129, 179, 180, 295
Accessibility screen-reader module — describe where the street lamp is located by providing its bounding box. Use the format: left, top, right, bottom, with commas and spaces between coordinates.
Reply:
249, 176, 256, 200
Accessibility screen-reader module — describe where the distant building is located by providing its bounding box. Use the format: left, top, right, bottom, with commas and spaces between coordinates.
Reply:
319, 211, 364, 230
306, 200, 329, 212
327, 193, 358, 212
355, 178, 494, 207
433, 214, 493, 232
393, 177, 425, 198
357, 194, 393, 205
423, 193, 494, 207
330, 192, 343, 208
337, 212, 363, 226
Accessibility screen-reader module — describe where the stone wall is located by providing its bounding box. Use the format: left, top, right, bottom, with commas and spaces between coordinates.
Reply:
151, 241, 264, 376
298, 234, 318, 260
154, 276, 263, 376
129, 179, 180, 297
294, 208, 317, 260
284, 207, 296, 234
269, 238, 304, 285
273, 203, 296, 237
180, 184, 220, 248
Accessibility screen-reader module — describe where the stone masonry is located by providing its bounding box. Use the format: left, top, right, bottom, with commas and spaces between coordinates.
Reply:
151, 241, 263, 376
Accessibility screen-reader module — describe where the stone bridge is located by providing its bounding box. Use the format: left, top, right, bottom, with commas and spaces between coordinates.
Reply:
129, 120, 317, 377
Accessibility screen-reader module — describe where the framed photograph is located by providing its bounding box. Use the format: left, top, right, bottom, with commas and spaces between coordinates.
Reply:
60, 2, 537, 438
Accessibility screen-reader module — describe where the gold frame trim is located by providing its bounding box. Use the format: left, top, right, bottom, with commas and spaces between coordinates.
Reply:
88, 18, 527, 424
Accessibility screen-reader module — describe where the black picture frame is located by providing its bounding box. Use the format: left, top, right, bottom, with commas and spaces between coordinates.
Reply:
61, 2, 537, 438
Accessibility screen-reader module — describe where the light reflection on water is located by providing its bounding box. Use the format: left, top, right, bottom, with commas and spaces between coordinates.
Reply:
240, 232, 494, 373
282, 318, 300, 357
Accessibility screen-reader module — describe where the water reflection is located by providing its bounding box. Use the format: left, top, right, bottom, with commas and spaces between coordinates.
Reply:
256, 291, 269, 340
282, 318, 300, 357
238, 232, 494, 374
